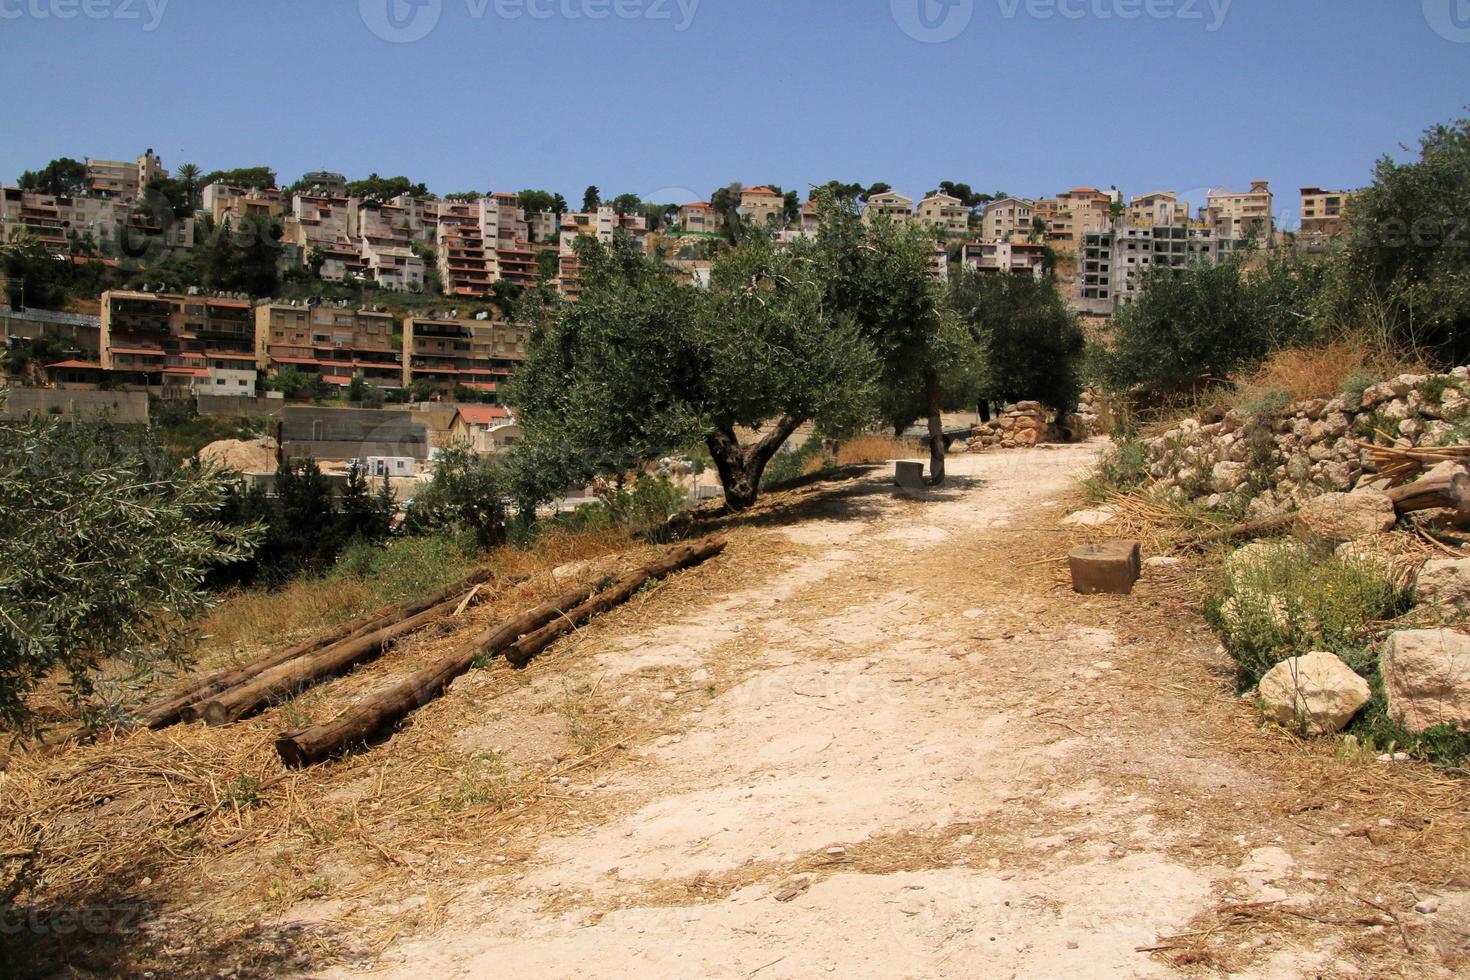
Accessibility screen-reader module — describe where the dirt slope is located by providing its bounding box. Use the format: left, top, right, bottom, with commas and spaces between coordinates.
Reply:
314, 443, 1468, 978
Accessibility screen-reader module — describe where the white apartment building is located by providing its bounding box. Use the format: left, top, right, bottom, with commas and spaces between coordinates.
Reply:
864, 191, 915, 225
1078, 222, 1240, 314
917, 193, 969, 238
981, 197, 1037, 243
1207, 181, 1274, 241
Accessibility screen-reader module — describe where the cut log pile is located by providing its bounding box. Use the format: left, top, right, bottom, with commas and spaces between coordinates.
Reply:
276, 534, 727, 768
133, 569, 499, 730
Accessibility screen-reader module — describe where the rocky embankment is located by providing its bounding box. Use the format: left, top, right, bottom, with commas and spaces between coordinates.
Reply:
1131, 368, 1470, 518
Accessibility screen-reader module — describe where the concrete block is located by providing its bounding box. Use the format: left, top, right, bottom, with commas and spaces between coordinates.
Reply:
1069, 541, 1142, 595
895, 461, 926, 490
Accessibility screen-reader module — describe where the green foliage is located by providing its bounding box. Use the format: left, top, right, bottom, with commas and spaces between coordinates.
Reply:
344, 173, 428, 204
333, 530, 475, 598
16, 157, 87, 196
1, 234, 71, 309
509, 229, 877, 512
199, 167, 277, 191
149, 397, 271, 461
562, 474, 689, 540
762, 434, 829, 488
1321, 114, 1470, 359
517, 189, 566, 216
1099, 253, 1320, 394
198, 214, 282, 296
264, 365, 331, 401
0, 416, 259, 731
1080, 435, 1148, 500
1204, 542, 1407, 688
803, 194, 979, 441
948, 268, 1084, 416
403, 445, 507, 547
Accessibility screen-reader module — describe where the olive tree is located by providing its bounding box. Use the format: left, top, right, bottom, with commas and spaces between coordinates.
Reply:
0, 416, 258, 731
802, 195, 981, 485
509, 232, 877, 512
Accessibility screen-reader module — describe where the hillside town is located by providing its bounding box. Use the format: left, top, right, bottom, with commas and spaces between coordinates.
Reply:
5, 0, 1470, 973
1, 147, 1359, 401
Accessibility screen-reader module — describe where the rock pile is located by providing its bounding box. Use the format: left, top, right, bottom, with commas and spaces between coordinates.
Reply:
1124, 368, 1470, 518
199, 436, 278, 474
964, 402, 1056, 452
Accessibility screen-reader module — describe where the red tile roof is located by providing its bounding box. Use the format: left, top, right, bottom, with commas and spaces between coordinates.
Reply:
454, 405, 510, 426
47, 359, 102, 370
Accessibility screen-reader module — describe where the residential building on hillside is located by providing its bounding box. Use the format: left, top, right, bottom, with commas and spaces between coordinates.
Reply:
202, 183, 286, 224
557, 206, 648, 301
280, 406, 429, 463
288, 192, 360, 247
84, 149, 166, 201
917, 193, 970, 238
99, 290, 258, 392
435, 201, 495, 299
403, 314, 528, 397
481, 193, 538, 288
0, 187, 194, 259
449, 405, 520, 454
981, 197, 1037, 243
962, 240, 1048, 279
300, 172, 348, 197
1128, 191, 1190, 227
257, 301, 404, 388
678, 201, 720, 234
864, 191, 914, 225
529, 210, 559, 243
739, 187, 785, 228
1207, 181, 1274, 241
1299, 186, 1357, 245
1078, 222, 1240, 314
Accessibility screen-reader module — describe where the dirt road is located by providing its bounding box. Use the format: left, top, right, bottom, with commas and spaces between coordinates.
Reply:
329, 444, 1468, 978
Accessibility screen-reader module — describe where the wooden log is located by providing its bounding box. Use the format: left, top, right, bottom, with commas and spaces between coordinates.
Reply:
133, 568, 498, 729
1386, 462, 1470, 518
191, 580, 496, 726
274, 585, 596, 768
504, 535, 728, 669
274, 535, 728, 768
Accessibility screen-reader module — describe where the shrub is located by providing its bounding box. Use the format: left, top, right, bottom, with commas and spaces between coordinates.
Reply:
1080, 435, 1148, 501
402, 446, 507, 548
762, 434, 827, 488
1204, 541, 1407, 688
0, 416, 258, 731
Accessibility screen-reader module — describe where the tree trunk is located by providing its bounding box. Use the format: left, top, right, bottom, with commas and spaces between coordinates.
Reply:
1387, 463, 1470, 518
925, 366, 946, 486
276, 586, 596, 768
978, 400, 991, 424
706, 417, 803, 511
504, 535, 727, 667
274, 536, 728, 768
191, 581, 495, 726
132, 568, 497, 729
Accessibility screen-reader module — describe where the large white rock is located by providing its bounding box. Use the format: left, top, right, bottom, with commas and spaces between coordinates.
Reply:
1414, 559, 1470, 616
1297, 490, 1396, 543
1062, 507, 1118, 528
1382, 630, 1470, 733
1257, 652, 1371, 735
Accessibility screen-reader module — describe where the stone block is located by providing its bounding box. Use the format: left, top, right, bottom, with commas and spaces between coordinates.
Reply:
1069, 541, 1142, 596
895, 461, 926, 490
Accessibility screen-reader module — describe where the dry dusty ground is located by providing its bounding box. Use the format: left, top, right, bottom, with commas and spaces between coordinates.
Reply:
9, 442, 1470, 978
307, 443, 1466, 978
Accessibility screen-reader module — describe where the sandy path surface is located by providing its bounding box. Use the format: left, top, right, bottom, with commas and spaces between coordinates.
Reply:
326, 444, 1468, 979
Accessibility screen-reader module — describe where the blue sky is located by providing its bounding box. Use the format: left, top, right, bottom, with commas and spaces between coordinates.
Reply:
0, 0, 1465, 225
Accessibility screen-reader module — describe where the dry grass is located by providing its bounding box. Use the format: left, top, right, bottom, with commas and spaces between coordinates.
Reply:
837, 434, 921, 466
1232, 338, 1430, 407
200, 577, 379, 654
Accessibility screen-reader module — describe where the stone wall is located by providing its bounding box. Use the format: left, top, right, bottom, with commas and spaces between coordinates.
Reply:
1129, 368, 1470, 517
954, 389, 1103, 454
